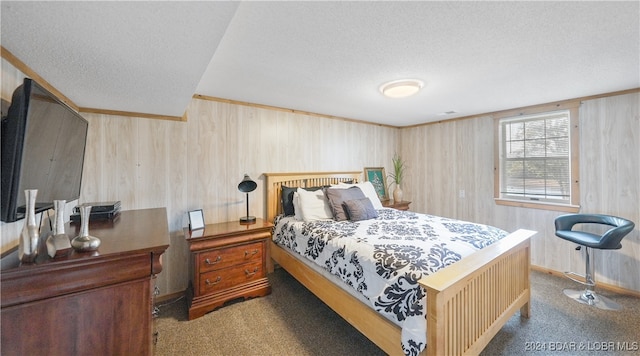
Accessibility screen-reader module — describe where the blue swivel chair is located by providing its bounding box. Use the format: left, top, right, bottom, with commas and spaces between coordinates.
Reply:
554, 214, 635, 310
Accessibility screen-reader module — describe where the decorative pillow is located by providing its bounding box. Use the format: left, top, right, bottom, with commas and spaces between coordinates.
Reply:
296, 187, 333, 222
336, 181, 383, 210
281, 185, 325, 216
343, 198, 379, 221
325, 186, 366, 221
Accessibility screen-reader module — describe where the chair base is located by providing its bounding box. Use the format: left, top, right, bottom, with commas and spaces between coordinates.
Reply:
563, 288, 621, 310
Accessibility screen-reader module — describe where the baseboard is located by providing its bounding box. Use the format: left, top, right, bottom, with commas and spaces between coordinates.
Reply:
156, 290, 186, 304
531, 265, 640, 298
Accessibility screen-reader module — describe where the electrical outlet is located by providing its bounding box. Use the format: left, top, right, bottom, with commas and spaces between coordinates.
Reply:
459, 189, 465, 198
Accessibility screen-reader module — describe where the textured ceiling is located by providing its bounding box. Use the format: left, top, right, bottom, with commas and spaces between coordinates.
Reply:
2, 1, 639, 126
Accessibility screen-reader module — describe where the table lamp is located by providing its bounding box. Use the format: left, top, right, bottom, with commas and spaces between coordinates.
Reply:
238, 174, 257, 224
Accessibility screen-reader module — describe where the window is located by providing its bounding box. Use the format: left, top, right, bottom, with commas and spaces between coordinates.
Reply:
495, 103, 579, 212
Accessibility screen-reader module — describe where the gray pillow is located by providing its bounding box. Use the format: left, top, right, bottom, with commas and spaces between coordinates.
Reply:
343, 198, 378, 221
325, 187, 366, 221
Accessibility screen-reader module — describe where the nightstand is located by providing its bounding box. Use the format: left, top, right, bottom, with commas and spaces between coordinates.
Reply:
185, 218, 273, 320
382, 200, 411, 211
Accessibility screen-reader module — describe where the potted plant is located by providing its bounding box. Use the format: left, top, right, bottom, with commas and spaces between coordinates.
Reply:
389, 153, 406, 202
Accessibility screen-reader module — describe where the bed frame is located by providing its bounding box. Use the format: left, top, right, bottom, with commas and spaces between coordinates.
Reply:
264, 172, 535, 356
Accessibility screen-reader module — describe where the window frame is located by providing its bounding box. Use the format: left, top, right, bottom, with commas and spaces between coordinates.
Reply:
494, 101, 580, 212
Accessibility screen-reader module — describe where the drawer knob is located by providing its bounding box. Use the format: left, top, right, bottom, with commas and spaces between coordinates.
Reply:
205, 256, 222, 265
244, 249, 258, 258
245, 267, 259, 277
205, 276, 222, 286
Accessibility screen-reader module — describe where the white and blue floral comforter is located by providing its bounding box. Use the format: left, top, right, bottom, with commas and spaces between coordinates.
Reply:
272, 208, 508, 356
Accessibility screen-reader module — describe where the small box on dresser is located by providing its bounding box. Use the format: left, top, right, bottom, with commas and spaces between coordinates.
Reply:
185, 218, 273, 320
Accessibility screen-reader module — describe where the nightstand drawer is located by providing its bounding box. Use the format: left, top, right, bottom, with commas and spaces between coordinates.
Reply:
198, 242, 263, 273
199, 262, 265, 295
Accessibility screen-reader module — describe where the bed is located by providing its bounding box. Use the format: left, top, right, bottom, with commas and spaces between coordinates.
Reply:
264, 171, 535, 356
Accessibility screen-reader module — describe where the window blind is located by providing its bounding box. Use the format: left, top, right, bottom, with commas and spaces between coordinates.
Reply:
500, 110, 571, 203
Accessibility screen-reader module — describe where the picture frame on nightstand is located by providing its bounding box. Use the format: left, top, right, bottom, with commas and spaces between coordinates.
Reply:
188, 209, 205, 230
364, 167, 388, 200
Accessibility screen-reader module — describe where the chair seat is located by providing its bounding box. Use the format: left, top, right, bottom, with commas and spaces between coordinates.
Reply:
554, 213, 634, 250
555, 230, 622, 249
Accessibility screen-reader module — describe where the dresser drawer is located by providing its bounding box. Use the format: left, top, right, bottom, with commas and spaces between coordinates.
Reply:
197, 242, 263, 273
198, 262, 265, 295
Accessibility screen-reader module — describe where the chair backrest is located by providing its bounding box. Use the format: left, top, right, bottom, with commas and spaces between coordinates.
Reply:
555, 214, 635, 249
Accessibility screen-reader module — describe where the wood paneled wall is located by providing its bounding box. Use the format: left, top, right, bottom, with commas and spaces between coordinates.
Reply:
400, 93, 640, 291
79, 100, 398, 294
579, 94, 639, 289
0, 59, 398, 295
2, 58, 638, 295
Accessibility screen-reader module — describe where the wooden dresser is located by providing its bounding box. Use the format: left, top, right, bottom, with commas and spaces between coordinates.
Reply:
185, 218, 272, 320
0, 208, 170, 356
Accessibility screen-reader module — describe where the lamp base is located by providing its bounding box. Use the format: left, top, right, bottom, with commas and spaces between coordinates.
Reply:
240, 216, 256, 225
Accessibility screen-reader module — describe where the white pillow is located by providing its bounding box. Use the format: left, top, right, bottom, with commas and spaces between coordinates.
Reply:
296, 187, 333, 222
292, 192, 304, 221
336, 181, 383, 210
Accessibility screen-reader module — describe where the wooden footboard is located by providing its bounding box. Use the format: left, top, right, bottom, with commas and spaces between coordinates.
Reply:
421, 228, 534, 356
271, 229, 534, 356
263, 172, 536, 355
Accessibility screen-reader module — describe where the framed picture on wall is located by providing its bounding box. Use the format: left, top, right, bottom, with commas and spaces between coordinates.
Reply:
364, 167, 389, 201
188, 209, 205, 230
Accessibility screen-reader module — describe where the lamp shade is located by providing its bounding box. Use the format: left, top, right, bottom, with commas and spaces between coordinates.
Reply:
238, 174, 257, 193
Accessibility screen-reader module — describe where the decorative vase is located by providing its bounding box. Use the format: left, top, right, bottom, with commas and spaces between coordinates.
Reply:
19, 189, 40, 264
393, 185, 403, 202
46, 200, 72, 258
53, 200, 66, 236
71, 205, 101, 252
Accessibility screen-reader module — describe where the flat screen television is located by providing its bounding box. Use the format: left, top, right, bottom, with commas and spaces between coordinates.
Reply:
1, 78, 89, 223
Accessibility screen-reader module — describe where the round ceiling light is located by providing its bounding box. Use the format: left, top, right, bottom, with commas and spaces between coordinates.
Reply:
379, 79, 424, 98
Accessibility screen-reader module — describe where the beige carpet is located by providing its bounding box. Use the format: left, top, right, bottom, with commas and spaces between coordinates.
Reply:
154, 269, 640, 355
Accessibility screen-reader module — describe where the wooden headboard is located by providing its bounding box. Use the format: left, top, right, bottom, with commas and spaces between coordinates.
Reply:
263, 171, 361, 222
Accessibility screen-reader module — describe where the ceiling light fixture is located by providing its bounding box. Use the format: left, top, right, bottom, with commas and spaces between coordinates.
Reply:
379, 79, 424, 98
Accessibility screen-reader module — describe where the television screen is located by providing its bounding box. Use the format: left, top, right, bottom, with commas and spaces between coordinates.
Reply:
1, 78, 88, 222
